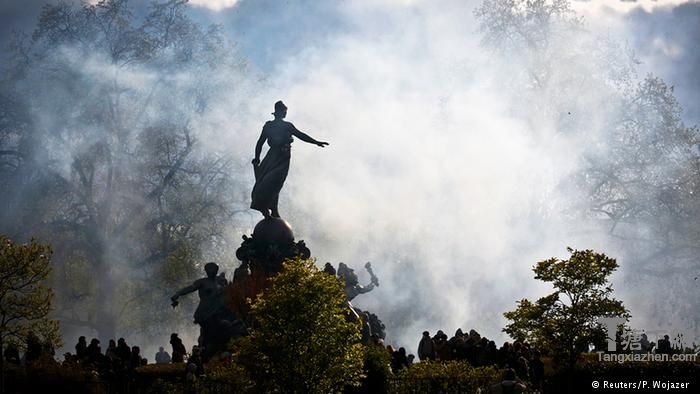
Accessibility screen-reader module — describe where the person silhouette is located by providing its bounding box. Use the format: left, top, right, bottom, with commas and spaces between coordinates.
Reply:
251, 101, 328, 218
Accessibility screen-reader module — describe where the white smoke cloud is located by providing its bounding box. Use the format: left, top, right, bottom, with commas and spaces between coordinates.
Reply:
188, 0, 241, 12
194, 0, 700, 354
190, 0, 640, 353
572, 0, 697, 15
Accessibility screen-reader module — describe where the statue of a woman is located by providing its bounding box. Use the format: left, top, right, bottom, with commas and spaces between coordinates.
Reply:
251, 101, 329, 218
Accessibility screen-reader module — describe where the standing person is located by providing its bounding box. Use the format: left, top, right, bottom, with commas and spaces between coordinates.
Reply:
392, 347, 409, 371
434, 332, 451, 360
170, 333, 187, 363
657, 335, 671, 354
105, 339, 118, 361
86, 338, 102, 364
130, 346, 145, 369
75, 336, 88, 360
530, 350, 545, 392
250, 101, 329, 218
155, 346, 171, 364
418, 331, 435, 361
116, 338, 131, 363
187, 345, 205, 376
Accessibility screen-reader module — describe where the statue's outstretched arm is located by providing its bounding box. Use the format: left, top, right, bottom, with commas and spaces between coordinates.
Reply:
291, 124, 329, 147
170, 282, 199, 307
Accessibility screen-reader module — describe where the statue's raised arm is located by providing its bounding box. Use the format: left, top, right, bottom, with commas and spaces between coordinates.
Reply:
338, 262, 378, 301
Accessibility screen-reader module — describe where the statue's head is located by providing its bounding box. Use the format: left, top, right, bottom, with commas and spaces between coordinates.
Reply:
337, 262, 358, 285
272, 100, 287, 119
204, 262, 219, 278
323, 262, 336, 276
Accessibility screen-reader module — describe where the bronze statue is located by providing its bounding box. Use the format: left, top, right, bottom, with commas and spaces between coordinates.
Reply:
251, 101, 329, 218
171, 262, 245, 359
336, 262, 382, 342
338, 262, 379, 301
171, 263, 227, 324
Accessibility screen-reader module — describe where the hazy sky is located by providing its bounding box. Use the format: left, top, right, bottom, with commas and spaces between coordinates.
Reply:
2, 0, 697, 122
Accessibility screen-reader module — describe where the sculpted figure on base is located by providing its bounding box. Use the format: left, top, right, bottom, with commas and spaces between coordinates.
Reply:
336, 262, 384, 342
338, 262, 378, 301
251, 101, 329, 218
171, 262, 245, 359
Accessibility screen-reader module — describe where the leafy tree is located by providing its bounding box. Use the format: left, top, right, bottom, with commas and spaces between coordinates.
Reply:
236, 258, 364, 394
476, 0, 699, 341
503, 248, 629, 368
0, 236, 61, 391
474, 0, 582, 54
474, 0, 638, 147
583, 76, 700, 273
0, 0, 253, 339
581, 76, 700, 329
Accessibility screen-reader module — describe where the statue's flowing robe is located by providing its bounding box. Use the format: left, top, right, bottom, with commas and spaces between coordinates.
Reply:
251, 120, 295, 211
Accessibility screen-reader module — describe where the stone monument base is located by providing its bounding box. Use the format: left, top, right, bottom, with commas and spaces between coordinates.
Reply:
226, 217, 311, 322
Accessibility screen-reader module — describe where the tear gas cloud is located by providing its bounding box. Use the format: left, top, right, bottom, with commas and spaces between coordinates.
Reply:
200, 0, 699, 351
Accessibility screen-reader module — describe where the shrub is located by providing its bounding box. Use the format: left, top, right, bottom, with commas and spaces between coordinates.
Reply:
388, 361, 500, 394
235, 258, 364, 393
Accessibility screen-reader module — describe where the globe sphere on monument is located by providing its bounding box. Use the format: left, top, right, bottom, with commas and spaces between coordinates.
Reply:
253, 217, 295, 245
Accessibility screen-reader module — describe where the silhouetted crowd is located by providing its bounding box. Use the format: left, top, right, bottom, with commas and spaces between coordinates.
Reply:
5, 326, 693, 393
370, 328, 545, 392
2, 331, 209, 390
5, 328, 542, 389
66, 336, 148, 372
2, 331, 55, 365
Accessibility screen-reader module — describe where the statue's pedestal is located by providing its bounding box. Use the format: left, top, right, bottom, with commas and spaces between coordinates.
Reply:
225, 218, 311, 321
251, 217, 295, 245
226, 264, 270, 319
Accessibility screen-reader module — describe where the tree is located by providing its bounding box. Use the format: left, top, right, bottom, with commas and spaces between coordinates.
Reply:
581, 76, 700, 330
474, 0, 639, 150
503, 248, 629, 368
0, 0, 253, 340
584, 76, 700, 253
0, 236, 61, 391
475, 0, 700, 342
474, 0, 582, 54
237, 258, 364, 394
